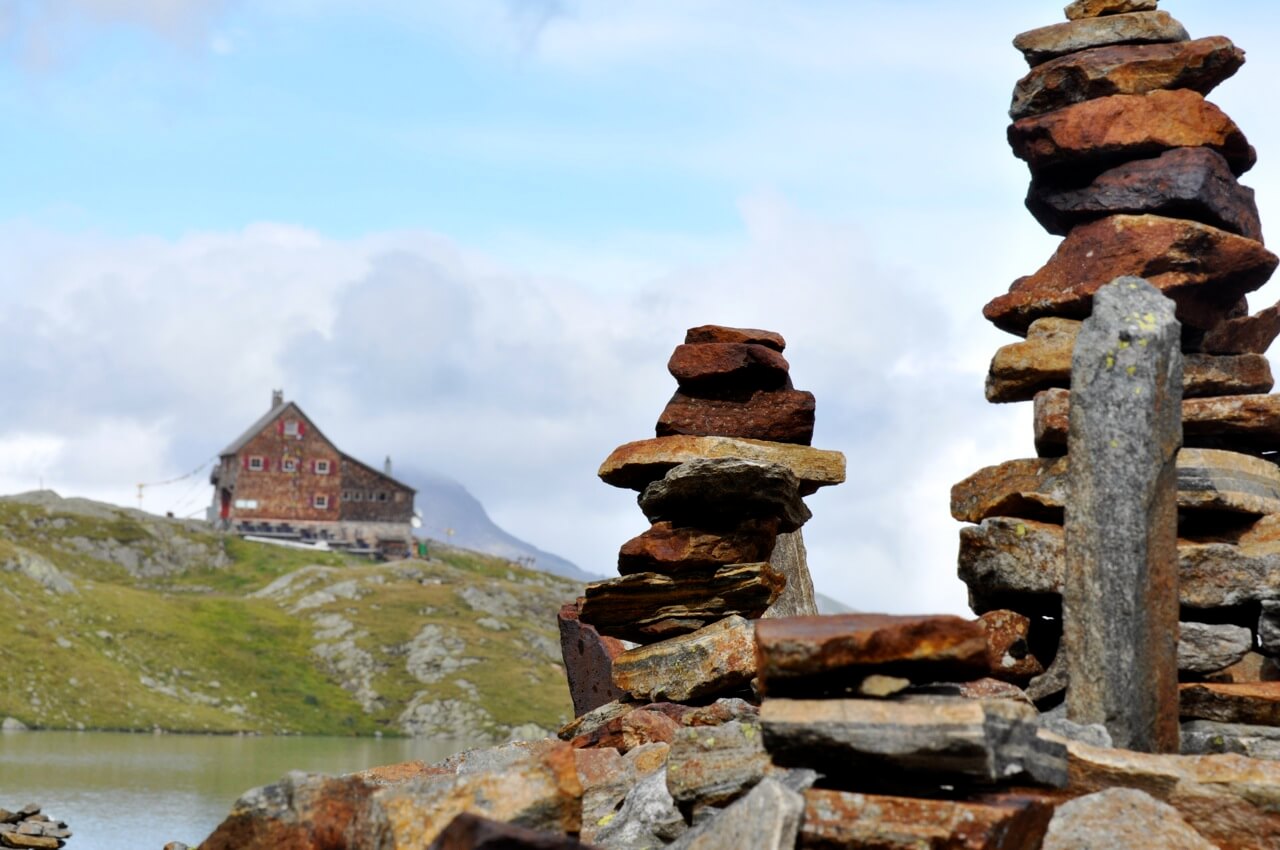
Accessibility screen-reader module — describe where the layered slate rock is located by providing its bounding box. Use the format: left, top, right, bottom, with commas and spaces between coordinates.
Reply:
983, 215, 1277, 336
1008, 90, 1256, 179
665, 721, 770, 808
1180, 682, 1280, 725
656, 390, 816, 445
666, 777, 802, 850
754, 614, 989, 698
1181, 719, 1280, 759
1201, 299, 1280, 354
611, 616, 756, 703
638, 459, 811, 532
952, 449, 1280, 522
617, 519, 779, 575
1178, 623, 1253, 675
558, 601, 627, 716
578, 563, 786, 644
1013, 11, 1190, 68
666, 343, 790, 391
599, 436, 845, 495
799, 789, 1053, 850
761, 697, 1068, 787
683, 325, 785, 350
1065, 0, 1157, 19
1011, 37, 1246, 120
1026, 147, 1262, 240
987, 316, 1273, 402
1040, 788, 1219, 850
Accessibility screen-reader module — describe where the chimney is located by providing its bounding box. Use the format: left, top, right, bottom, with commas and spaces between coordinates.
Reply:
271, 389, 284, 409
384, 455, 393, 476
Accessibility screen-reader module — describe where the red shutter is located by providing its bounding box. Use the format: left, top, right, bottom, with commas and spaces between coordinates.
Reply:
277, 419, 284, 435
242, 455, 249, 470
298, 422, 307, 436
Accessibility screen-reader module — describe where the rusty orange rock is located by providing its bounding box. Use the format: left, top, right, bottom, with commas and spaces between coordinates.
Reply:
979, 610, 1046, 683
667, 342, 790, 392
984, 216, 1277, 336
1201, 299, 1280, 354
1180, 682, 1280, 726
1014, 11, 1189, 68
684, 324, 785, 352
1008, 89, 1255, 179
1065, 0, 1158, 20
656, 388, 816, 445
617, 519, 779, 575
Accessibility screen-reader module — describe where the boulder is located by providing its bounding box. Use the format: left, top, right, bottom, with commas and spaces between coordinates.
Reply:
1014, 11, 1190, 67
1179, 623, 1253, 675
984, 215, 1276, 336
667, 343, 790, 392
665, 721, 771, 807
617, 520, 779, 575
1026, 147, 1261, 240
656, 389, 815, 445
1012, 37, 1245, 121
599, 435, 845, 495
638, 459, 811, 532
1009, 89, 1255, 180
754, 614, 990, 697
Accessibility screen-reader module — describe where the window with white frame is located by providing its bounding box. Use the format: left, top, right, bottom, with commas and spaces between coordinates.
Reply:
281, 457, 297, 472
315, 459, 331, 475
283, 419, 300, 437
313, 494, 329, 509
247, 456, 265, 471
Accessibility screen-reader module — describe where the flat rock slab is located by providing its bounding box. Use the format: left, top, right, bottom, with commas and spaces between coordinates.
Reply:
961, 514, 1280, 613
754, 614, 989, 697
984, 215, 1276, 337
1201, 300, 1280, 354
1009, 89, 1255, 180
1179, 622, 1253, 675
611, 615, 756, 703
761, 697, 1068, 787
1035, 389, 1280, 452
980, 610, 1046, 682
952, 449, 1280, 522
638, 458, 811, 532
1049, 733, 1280, 850
1012, 37, 1244, 121
1014, 11, 1189, 67
559, 601, 627, 717
578, 563, 786, 644
617, 519, 779, 575
799, 788, 1053, 850
1181, 682, 1280, 725
1181, 719, 1280, 760
987, 315, 1272, 403
684, 325, 785, 352
599, 436, 845, 495
1027, 146, 1261, 241
656, 389, 815, 445
1041, 788, 1219, 850
668, 777, 802, 850
667, 343, 790, 392
665, 720, 770, 807
425, 812, 598, 849
1065, 0, 1158, 21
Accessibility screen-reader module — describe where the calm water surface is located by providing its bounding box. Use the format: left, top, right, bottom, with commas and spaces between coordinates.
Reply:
0, 731, 478, 849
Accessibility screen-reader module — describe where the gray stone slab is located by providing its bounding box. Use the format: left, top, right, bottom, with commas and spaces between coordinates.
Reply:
666, 777, 803, 850
1261, 601, 1280, 656
1063, 277, 1182, 753
1181, 719, 1280, 760
1178, 622, 1253, 674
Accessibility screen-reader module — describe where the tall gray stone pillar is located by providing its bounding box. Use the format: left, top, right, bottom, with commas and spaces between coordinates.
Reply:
1064, 276, 1182, 753
762, 530, 819, 618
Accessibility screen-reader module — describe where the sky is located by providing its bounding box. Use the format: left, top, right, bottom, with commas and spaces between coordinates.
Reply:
3, 0, 1280, 615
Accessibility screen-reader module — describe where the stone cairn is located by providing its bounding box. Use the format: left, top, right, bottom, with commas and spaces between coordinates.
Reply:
0, 805, 71, 849
953, 0, 1280, 756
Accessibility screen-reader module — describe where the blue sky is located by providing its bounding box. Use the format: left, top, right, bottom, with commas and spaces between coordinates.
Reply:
4, 0, 1280, 614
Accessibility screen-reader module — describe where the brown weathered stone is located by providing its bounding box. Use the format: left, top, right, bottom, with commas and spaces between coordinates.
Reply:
987, 316, 1273, 403
799, 788, 1053, 850
684, 325, 785, 352
666, 720, 770, 807
639, 458, 810, 532
761, 697, 1068, 787
611, 615, 756, 703
1037, 390, 1280, 452
0, 835, 60, 850
1206, 652, 1280, 685
1201, 300, 1280, 354
1014, 11, 1189, 67
1041, 788, 1219, 850
425, 812, 596, 849
1012, 37, 1244, 120
1010, 89, 1255, 180
198, 771, 379, 850
955, 678, 1038, 706
667, 343, 790, 392
557, 700, 636, 743
559, 601, 627, 717
578, 563, 786, 644
599, 435, 846, 495
1180, 682, 1280, 726
617, 520, 779, 575
1064, 0, 1158, 21
1047, 733, 1280, 850
984, 216, 1276, 336
980, 610, 1046, 683
1027, 147, 1262, 241
656, 389, 815, 445
953, 449, 1280, 523
754, 614, 990, 697
568, 708, 681, 752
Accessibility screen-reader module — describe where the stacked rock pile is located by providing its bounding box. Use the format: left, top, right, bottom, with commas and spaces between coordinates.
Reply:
0, 805, 71, 849
556, 325, 846, 718
953, 0, 1280, 753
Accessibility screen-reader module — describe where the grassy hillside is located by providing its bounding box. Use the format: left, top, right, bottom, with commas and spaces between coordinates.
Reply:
0, 493, 581, 740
